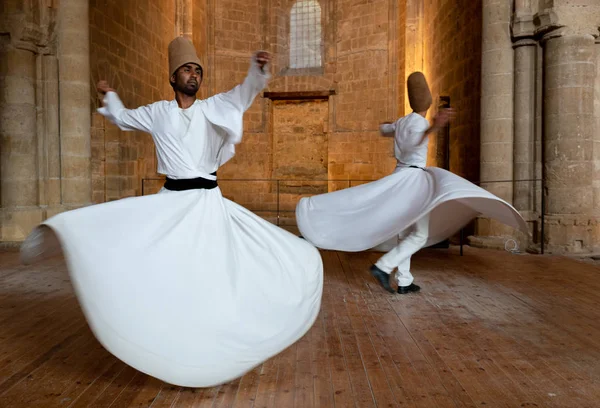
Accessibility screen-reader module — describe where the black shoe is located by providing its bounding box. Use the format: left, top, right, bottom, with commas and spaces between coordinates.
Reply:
397, 283, 421, 294
370, 265, 395, 293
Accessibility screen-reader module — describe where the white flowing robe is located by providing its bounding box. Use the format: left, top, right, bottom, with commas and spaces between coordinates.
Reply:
20, 60, 324, 388
296, 113, 529, 252
381, 112, 430, 170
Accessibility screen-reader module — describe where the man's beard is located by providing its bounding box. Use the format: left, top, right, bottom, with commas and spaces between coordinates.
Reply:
176, 81, 198, 96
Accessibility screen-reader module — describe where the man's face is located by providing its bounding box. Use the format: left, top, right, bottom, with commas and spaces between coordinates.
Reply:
170, 63, 203, 96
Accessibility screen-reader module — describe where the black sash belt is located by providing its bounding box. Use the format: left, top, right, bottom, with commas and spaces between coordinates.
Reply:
408, 165, 426, 171
164, 172, 218, 191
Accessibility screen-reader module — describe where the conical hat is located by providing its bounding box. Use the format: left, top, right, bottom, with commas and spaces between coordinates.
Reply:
168, 37, 202, 77
407, 72, 432, 112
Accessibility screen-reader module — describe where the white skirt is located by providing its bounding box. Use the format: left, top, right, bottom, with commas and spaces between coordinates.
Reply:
296, 167, 529, 251
21, 187, 323, 388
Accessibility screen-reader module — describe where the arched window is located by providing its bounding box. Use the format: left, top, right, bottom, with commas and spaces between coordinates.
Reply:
289, 0, 322, 69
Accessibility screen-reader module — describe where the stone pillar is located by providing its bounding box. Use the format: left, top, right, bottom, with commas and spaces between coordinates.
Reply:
543, 32, 596, 253
535, 41, 543, 230
0, 44, 43, 241
404, 0, 424, 115
513, 39, 537, 215
0, 46, 37, 208
193, 0, 208, 99
594, 37, 600, 219
176, 0, 193, 39
37, 55, 62, 208
57, 0, 91, 208
183, 0, 193, 40
480, 0, 513, 198
473, 0, 514, 246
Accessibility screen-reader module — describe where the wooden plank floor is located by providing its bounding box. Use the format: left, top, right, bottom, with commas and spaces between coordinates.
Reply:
1, 246, 599, 407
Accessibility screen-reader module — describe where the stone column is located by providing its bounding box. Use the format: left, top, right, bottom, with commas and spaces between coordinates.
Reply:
0, 44, 43, 241
176, 0, 193, 39
535, 41, 543, 229
473, 0, 514, 246
57, 0, 91, 208
513, 39, 537, 215
37, 55, 61, 208
183, 0, 193, 40
594, 37, 600, 219
480, 0, 513, 198
543, 32, 596, 253
404, 0, 424, 115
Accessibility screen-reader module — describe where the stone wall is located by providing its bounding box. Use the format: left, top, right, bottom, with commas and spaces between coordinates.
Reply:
595, 39, 600, 219
328, 0, 399, 181
539, 1, 600, 253
87, 0, 483, 222
210, 0, 402, 188
0, 0, 91, 242
3, 0, 599, 253
208, 0, 267, 181
205, 0, 405, 223
85, 0, 479, 210
422, 0, 482, 181
469, 0, 600, 254
89, 0, 177, 202
192, 0, 208, 100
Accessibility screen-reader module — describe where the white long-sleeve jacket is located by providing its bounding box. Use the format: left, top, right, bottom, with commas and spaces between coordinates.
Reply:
380, 112, 430, 169
98, 56, 270, 180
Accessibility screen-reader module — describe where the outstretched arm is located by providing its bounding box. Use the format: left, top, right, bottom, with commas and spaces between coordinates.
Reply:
212, 51, 271, 112
379, 121, 397, 136
96, 80, 154, 133
417, 108, 455, 144
395, 108, 456, 149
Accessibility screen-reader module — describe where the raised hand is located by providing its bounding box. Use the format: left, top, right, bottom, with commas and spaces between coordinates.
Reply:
96, 80, 115, 95
254, 51, 271, 71
433, 107, 456, 128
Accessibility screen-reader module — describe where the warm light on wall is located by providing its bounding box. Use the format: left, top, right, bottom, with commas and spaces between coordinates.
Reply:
404, 1, 425, 116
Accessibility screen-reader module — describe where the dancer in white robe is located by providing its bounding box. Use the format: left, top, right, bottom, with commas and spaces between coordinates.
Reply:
20, 37, 323, 388
296, 72, 527, 294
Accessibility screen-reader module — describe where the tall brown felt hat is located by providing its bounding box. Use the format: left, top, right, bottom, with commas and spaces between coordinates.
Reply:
168, 37, 202, 77
407, 72, 432, 112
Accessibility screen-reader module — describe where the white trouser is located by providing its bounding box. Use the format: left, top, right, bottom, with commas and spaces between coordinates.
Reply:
375, 214, 430, 287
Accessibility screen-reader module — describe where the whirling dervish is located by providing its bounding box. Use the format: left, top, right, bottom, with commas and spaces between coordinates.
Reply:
296, 72, 528, 294
20, 37, 323, 388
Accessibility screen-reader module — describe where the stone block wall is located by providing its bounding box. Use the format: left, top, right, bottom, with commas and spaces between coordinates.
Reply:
192, 0, 208, 100
0, 1, 61, 241
3, 0, 600, 253
329, 0, 399, 181
89, 0, 177, 202
209, 0, 267, 181
422, 0, 482, 182
206, 0, 405, 224
595, 39, 600, 219
86, 0, 481, 226
216, 0, 403, 184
